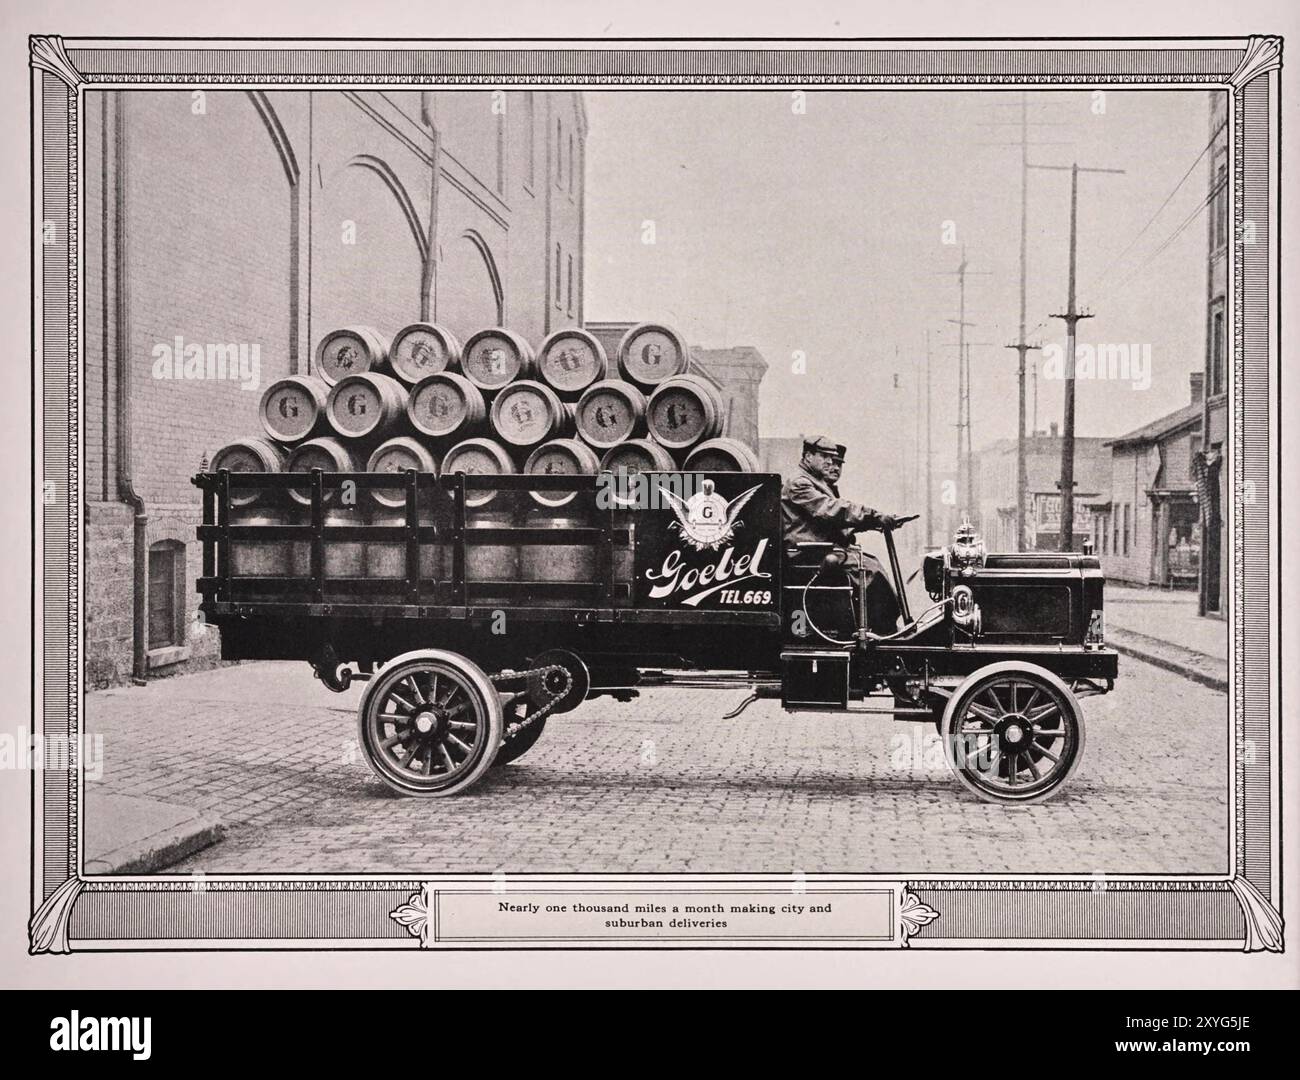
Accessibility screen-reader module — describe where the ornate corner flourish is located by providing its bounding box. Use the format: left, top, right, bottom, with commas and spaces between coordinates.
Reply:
899, 888, 939, 947
1227, 35, 1282, 89
1228, 876, 1284, 953
30, 36, 83, 90
390, 883, 433, 948
29, 876, 85, 955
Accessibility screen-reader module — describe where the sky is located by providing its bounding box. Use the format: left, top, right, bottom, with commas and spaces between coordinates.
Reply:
582, 89, 1215, 511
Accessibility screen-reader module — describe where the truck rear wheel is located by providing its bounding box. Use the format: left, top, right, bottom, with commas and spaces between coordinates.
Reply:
358, 650, 503, 796
939, 662, 1085, 804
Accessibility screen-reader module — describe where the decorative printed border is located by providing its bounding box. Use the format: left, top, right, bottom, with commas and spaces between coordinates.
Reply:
30, 35, 1283, 953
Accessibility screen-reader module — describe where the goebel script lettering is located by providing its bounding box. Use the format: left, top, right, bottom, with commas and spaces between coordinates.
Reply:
645, 538, 771, 607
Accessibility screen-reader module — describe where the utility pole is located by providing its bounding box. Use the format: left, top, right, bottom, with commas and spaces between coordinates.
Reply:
911, 345, 923, 550
1031, 358, 1038, 434
964, 343, 973, 511
957, 340, 996, 526
950, 251, 970, 508
979, 93, 1069, 550
1039, 159, 1125, 551
1004, 93, 1042, 552
894, 347, 910, 512
938, 247, 990, 526
924, 329, 934, 549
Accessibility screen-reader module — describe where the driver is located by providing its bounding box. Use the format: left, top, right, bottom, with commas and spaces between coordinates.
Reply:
781, 435, 907, 635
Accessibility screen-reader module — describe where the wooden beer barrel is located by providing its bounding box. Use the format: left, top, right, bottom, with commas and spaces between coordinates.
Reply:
520, 509, 595, 593
646, 374, 724, 451
285, 437, 358, 506
683, 437, 760, 473
536, 328, 608, 399
574, 380, 646, 448
230, 508, 291, 577
599, 438, 676, 475
465, 509, 519, 592
524, 438, 600, 508
366, 437, 439, 509
325, 372, 408, 441
616, 323, 690, 389
490, 380, 571, 449
388, 322, 461, 385
289, 506, 366, 579
366, 509, 442, 584
210, 438, 286, 508
315, 326, 390, 386
443, 438, 521, 587
259, 375, 330, 443
407, 371, 487, 440
441, 437, 516, 508
461, 328, 535, 392
613, 509, 634, 587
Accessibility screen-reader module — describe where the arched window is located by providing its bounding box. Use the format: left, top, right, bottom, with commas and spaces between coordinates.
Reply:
245, 91, 300, 365
315, 155, 429, 336
438, 231, 504, 338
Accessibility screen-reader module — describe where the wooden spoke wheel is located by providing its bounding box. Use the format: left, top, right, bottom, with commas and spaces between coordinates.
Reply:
940, 662, 1085, 804
358, 651, 502, 796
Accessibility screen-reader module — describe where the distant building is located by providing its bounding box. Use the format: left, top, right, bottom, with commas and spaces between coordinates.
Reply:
758, 437, 802, 480
1198, 91, 1230, 617
972, 425, 1110, 552
1089, 374, 1204, 589
689, 347, 767, 450
585, 322, 768, 451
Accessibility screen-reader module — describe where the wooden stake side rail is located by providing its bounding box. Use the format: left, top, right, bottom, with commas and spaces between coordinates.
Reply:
192, 468, 782, 628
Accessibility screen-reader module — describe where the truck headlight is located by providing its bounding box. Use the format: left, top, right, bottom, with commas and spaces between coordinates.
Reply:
951, 585, 981, 636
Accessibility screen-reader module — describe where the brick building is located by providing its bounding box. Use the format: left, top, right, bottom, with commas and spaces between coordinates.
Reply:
1197, 91, 1230, 617
85, 89, 588, 686
1088, 376, 1203, 590
972, 427, 1110, 553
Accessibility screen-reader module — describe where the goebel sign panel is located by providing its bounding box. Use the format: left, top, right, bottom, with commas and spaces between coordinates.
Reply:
632, 473, 782, 612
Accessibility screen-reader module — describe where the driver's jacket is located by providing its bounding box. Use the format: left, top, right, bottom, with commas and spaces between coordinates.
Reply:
780, 464, 886, 549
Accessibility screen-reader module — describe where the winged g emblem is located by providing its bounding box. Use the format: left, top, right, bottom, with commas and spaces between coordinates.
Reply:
660, 479, 761, 551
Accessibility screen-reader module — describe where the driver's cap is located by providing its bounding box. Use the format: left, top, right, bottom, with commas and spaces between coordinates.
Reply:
802, 434, 847, 462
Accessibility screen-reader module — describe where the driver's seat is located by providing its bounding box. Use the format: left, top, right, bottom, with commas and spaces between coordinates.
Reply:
782, 543, 860, 642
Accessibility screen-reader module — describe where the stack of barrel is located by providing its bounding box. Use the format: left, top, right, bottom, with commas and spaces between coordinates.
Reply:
209, 320, 760, 598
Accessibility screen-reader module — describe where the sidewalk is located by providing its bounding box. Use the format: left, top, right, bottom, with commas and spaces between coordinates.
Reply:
85, 663, 369, 873
84, 791, 224, 875
1104, 586, 1228, 692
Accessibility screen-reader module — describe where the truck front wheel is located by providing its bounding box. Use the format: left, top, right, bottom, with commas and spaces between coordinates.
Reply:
939, 662, 1085, 804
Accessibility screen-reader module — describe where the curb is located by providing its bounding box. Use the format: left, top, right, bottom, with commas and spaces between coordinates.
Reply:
84, 813, 226, 876
1106, 628, 1228, 693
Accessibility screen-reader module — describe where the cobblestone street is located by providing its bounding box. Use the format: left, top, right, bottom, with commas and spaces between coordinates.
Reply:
81, 653, 1232, 877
